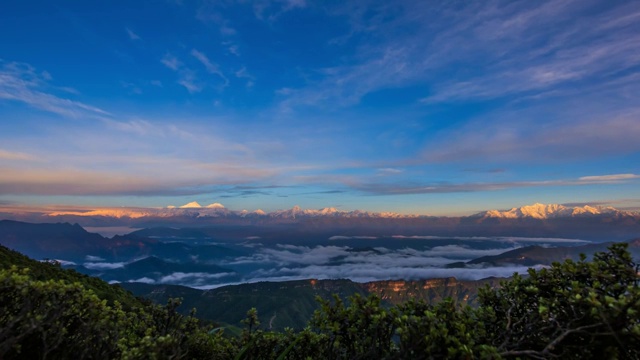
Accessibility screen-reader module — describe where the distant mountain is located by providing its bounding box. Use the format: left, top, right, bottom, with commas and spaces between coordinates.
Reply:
473, 203, 633, 219
3, 202, 639, 242
0, 220, 135, 261
41, 202, 638, 222
460, 238, 640, 267
45, 202, 425, 221
122, 276, 501, 330
0, 220, 246, 263
128, 227, 211, 240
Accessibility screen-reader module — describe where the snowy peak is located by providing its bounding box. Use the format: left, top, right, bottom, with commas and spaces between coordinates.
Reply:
179, 201, 202, 209
47, 208, 152, 219
476, 203, 627, 219
205, 203, 225, 209
44, 202, 635, 221
46, 205, 417, 220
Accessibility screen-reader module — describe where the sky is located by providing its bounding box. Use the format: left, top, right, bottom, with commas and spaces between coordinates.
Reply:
0, 0, 639, 216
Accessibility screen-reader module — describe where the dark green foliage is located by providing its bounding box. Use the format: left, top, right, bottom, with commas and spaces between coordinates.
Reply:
0, 243, 234, 359
1, 242, 639, 359
311, 294, 396, 359
395, 299, 499, 359
123, 277, 497, 331
478, 243, 640, 359
0, 267, 122, 359
0, 265, 236, 359
0, 244, 141, 309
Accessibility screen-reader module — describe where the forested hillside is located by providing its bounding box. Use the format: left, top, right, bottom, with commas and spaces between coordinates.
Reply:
1, 243, 639, 359
123, 277, 502, 330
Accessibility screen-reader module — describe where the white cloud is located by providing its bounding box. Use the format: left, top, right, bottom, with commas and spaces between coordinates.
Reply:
229, 243, 511, 270
43, 259, 76, 266
0, 149, 37, 161
161, 53, 182, 71
103, 119, 160, 136
128, 277, 155, 284
388, 235, 589, 243
579, 174, 640, 182
191, 49, 228, 86
83, 262, 126, 270
126, 28, 141, 41
249, 263, 540, 282
334, 172, 640, 196
277, 1, 640, 112
377, 168, 403, 175
85, 255, 105, 262
158, 271, 233, 286
177, 69, 203, 93
328, 235, 378, 240
235, 67, 255, 87
190, 49, 217, 74
0, 60, 111, 119
422, 110, 640, 164
227, 44, 240, 56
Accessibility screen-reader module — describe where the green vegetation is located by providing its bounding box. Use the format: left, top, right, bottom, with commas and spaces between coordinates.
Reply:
123, 278, 500, 331
1, 243, 638, 359
0, 244, 141, 309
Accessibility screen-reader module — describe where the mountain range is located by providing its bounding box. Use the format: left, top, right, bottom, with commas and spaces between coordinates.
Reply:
451, 238, 640, 267
3, 202, 631, 242
40, 202, 638, 220
473, 203, 628, 219
0, 220, 247, 263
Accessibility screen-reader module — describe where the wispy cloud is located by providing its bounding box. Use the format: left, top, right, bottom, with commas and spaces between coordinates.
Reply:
225, 42, 241, 56
196, 3, 237, 35
277, 1, 640, 110
377, 168, 403, 176
227, 242, 567, 282
251, 0, 307, 22
562, 198, 640, 210
299, 173, 640, 196
84, 261, 125, 270
102, 119, 160, 136
422, 110, 640, 163
177, 69, 204, 93
0, 60, 111, 119
162, 50, 229, 92
158, 271, 233, 285
0, 149, 37, 161
235, 66, 254, 87
578, 174, 640, 182
125, 27, 141, 41
161, 53, 182, 71
191, 49, 228, 86
249, 264, 535, 282
0, 161, 277, 196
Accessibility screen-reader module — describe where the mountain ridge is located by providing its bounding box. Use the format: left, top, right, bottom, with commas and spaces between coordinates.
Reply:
41, 202, 639, 220
472, 202, 629, 219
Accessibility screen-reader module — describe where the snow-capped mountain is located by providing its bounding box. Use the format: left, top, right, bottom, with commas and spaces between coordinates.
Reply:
179, 201, 203, 209
46, 202, 419, 220
45, 202, 636, 221
474, 203, 630, 219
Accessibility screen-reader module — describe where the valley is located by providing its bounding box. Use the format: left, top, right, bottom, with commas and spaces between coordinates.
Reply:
1, 202, 638, 330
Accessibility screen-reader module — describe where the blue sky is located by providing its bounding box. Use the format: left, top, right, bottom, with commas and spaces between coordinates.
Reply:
0, 0, 639, 215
